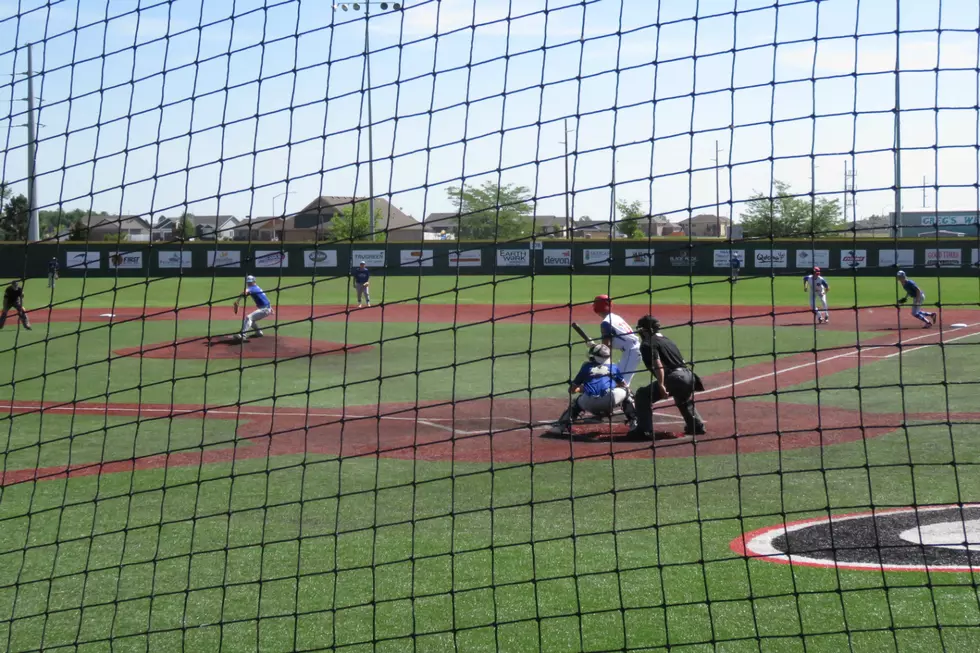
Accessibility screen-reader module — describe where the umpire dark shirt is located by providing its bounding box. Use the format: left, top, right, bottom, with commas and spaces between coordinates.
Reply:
641, 333, 687, 373
4, 285, 23, 305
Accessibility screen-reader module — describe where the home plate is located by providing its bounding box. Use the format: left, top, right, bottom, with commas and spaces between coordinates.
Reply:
951, 323, 968, 329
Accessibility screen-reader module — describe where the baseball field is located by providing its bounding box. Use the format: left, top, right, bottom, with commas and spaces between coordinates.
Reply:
1, 272, 979, 652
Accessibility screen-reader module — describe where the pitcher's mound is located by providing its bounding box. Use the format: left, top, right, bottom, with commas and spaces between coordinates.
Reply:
114, 335, 373, 360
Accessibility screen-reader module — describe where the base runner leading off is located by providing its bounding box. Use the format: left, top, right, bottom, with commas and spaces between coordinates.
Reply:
233, 275, 273, 342
592, 294, 641, 386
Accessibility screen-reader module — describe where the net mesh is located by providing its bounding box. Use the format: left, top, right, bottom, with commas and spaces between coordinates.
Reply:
1, 0, 980, 651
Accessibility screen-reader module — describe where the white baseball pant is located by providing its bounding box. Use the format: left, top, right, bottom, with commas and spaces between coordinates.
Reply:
242, 307, 272, 336
810, 295, 829, 320
355, 282, 371, 305
616, 346, 642, 387
577, 387, 629, 415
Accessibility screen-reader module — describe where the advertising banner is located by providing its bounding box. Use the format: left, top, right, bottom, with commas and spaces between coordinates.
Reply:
66, 251, 101, 270
795, 249, 829, 268
925, 248, 962, 268
582, 249, 610, 266
840, 249, 868, 268
543, 249, 572, 266
878, 249, 914, 268
352, 250, 386, 268
496, 248, 530, 267
624, 249, 655, 267
753, 249, 788, 268
158, 251, 192, 269
108, 251, 142, 269
400, 249, 434, 267
303, 250, 338, 268
208, 250, 242, 268
713, 249, 745, 268
449, 250, 482, 267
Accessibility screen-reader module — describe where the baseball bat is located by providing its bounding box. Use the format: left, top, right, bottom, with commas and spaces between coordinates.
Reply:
570, 322, 595, 346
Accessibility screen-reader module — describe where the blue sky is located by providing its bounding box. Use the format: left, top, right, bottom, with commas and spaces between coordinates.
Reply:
1, 0, 979, 228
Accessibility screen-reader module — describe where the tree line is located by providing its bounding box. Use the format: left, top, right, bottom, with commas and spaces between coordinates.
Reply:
2, 177, 853, 242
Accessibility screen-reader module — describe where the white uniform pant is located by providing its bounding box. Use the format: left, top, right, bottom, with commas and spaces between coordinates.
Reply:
355, 282, 370, 305
616, 346, 642, 387
242, 307, 272, 335
48, 272, 57, 289
576, 387, 629, 415
810, 294, 829, 319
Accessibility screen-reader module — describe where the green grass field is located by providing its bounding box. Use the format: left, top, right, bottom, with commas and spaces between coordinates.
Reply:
1, 274, 979, 652
6, 274, 980, 310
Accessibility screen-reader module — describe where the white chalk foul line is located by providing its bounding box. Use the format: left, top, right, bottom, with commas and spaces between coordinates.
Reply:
682, 323, 980, 404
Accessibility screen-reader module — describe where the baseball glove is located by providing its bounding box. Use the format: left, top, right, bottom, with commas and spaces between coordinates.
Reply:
898, 297, 908, 304
233, 302, 239, 314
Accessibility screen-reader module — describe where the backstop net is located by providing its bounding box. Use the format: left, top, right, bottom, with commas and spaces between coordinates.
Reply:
1, 0, 979, 651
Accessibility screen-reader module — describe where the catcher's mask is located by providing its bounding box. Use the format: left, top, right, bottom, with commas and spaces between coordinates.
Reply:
588, 343, 612, 365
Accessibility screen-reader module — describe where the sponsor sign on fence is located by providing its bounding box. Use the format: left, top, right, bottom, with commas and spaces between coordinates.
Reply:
351, 250, 386, 268
497, 248, 530, 267
66, 251, 101, 269
795, 249, 829, 268
400, 250, 434, 267
878, 249, 915, 268
254, 250, 289, 268
208, 250, 242, 268
582, 249, 610, 266
753, 249, 788, 268
713, 249, 745, 268
449, 250, 482, 267
158, 251, 192, 268
543, 249, 572, 266
624, 249, 654, 267
303, 250, 337, 268
840, 249, 868, 268
669, 253, 699, 267
972, 249, 979, 266
925, 248, 962, 267
108, 251, 142, 269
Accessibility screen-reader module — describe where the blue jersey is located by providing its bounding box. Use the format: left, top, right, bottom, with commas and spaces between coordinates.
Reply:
246, 285, 271, 309
48, 259, 59, 272
901, 279, 922, 299
731, 256, 741, 268
352, 267, 370, 284
572, 361, 625, 397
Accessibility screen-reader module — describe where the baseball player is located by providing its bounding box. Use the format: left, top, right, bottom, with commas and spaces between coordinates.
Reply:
352, 261, 371, 308
628, 316, 705, 438
896, 271, 938, 328
731, 252, 742, 283
0, 280, 32, 330
549, 343, 637, 436
232, 275, 272, 342
47, 257, 59, 290
803, 266, 830, 323
592, 294, 642, 386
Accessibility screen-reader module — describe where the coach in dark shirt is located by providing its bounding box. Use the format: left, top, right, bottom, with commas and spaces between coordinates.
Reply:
628, 315, 705, 438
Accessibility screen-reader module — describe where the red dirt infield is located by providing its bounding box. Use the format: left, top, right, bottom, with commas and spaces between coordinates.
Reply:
3, 319, 979, 485
112, 335, 373, 360
26, 302, 980, 333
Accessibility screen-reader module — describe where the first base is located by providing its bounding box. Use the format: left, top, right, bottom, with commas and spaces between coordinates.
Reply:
99, 313, 115, 318
950, 323, 968, 328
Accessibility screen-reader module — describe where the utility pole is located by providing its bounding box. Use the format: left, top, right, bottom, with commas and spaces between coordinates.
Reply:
26, 43, 39, 242
364, 4, 376, 240
922, 175, 927, 208
560, 119, 574, 238
712, 140, 722, 237
843, 161, 848, 225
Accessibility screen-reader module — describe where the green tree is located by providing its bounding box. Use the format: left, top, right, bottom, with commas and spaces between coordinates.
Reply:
445, 182, 533, 240
329, 202, 383, 241
0, 193, 29, 241
69, 219, 89, 241
173, 214, 195, 240
615, 200, 646, 239
740, 180, 844, 238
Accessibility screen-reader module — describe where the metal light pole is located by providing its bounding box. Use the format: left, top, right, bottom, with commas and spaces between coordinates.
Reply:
711, 140, 723, 237
560, 119, 575, 238
25, 44, 39, 242
334, 2, 402, 240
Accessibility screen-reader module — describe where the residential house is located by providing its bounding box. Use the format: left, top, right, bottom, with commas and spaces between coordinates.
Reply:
282, 196, 423, 242
232, 216, 286, 242
633, 214, 674, 237
83, 214, 152, 242
673, 214, 730, 237
422, 213, 597, 239
151, 215, 240, 241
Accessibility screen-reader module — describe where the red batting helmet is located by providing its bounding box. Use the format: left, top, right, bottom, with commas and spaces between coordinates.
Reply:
592, 294, 611, 315
813, 267, 821, 274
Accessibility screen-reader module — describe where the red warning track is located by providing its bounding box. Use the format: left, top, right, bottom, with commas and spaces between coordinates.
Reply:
3, 321, 979, 485
25, 303, 980, 332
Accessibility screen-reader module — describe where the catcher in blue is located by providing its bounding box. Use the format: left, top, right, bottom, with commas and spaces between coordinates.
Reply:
232, 275, 273, 342
896, 271, 937, 328
548, 343, 637, 436
803, 266, 830, 323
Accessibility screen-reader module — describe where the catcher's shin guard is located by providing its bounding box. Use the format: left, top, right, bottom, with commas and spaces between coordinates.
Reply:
621, 391, 637, 426
555, 399, 583, 428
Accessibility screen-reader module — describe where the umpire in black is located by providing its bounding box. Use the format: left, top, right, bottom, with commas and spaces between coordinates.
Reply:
628, 315, 705, 438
